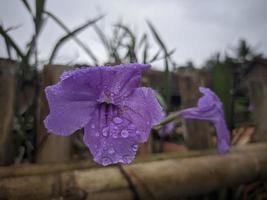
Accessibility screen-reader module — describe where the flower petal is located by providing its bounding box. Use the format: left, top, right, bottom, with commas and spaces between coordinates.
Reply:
60, 64, 150, 105
44, 82, 97, 136
180, 87, 230, 154
215, 120, 230, 154
83, 105, 139, 166
121, 87, 164, 142
83, 87, 163, 166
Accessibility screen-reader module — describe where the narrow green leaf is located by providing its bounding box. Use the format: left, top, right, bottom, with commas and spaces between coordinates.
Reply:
138, 33, 147, 49
21, 0, 33, 16
94, 24, 112, 55
35, 0, 46, 32
149, 50, 161, 63
147, 20, 171, 109
147, 20, 168, 54
0, 25, 25, 59
142, 42, 149, 63
4, 37, 12, 59
115, 24, 137, 62
48, 15, 103, 64
45, 11, 101, 64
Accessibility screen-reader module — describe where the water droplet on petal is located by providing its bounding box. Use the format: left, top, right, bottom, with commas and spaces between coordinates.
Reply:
101, 157, 112, 166
113, 117, 123, 124
131, 144, 138, 152
102, 127, 109, 137
122, 155, 133, 164
108, 148, 115, 154
112, 132, 119, 138
128, 124, 135, 129
121, 130, 129, 138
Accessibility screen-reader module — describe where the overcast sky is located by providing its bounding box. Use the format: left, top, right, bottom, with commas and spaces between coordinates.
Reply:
0, 0, 267, 69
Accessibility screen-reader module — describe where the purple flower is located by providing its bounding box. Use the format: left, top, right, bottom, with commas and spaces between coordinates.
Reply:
44, 63, 164, 166
180, 87, 230, 154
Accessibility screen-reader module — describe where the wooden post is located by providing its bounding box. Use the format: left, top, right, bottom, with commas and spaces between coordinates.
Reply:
246, 64, 267, 141
0, 59, 17, 165
0, 143, 266, 199
36, 65, 73, 163
178, 71, 213, 150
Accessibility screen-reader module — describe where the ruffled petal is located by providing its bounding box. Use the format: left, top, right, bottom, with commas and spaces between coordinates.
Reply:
180, 87, 230, 154
60, 64, 150, 105
83, 104, 139, 166
44, 81, 97, 136
180, 106, 220, 123
83, 87, 163, 166
215, 120, 230, 154
121, 87, 164, 142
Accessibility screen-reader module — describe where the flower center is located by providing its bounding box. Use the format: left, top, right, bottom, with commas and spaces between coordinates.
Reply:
98, 91, 116, 104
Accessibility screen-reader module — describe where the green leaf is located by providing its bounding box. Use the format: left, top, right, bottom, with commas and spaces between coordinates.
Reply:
94, 24, 111, 53
147, 20, 168, 54
94, 24, 122, 63
21, 0, 33, 16
147, 20, 171, 109
4, 37, 12, 59
142, 42, 149, 63
149, 50, 161, 63
138, 33, 147, 49
0, 25, 25, 59
48, 15, 103, 64
115, 23, 137, 62
35, 0, 46, 32
45, 11, 101, 65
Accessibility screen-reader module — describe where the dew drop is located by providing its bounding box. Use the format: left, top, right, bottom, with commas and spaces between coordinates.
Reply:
113, 117, 123, 124
122, 155, 133, 164
108, 148, 115, 154
128, 124, 135, 129
131, 144, 138, 152
101, 157, 112, 166
136, 130, 141, 135
102, 127, 109, 137
121, 130, 129, 138
112, 132, 119, 138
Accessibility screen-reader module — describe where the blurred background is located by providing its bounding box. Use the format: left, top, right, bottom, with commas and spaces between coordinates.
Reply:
0, 0, 267, 199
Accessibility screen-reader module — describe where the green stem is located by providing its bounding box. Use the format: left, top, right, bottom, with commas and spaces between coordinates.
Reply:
153, 111, 181, 130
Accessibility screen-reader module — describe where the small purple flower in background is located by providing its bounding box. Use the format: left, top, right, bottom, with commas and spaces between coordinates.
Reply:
180, 87, 230, 154
44, 63, 164, 166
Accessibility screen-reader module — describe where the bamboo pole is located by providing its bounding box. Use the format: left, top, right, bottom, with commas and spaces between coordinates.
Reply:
0, 59, 17, 165
178, 72, 213, 150
0, 148, 216, 179
36, 65, 73, 163
0, 143, 266, 199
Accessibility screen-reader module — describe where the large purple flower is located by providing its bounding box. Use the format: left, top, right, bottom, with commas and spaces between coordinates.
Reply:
44, 63, 164, 166
180, 87, 230, 154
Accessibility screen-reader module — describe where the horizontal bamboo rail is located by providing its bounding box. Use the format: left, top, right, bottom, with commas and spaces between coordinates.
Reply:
0, 143, 266, 199
0, 148, 216, 179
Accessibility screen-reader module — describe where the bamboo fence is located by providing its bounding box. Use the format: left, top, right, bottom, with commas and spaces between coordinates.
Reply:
0, 143, 266, 199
